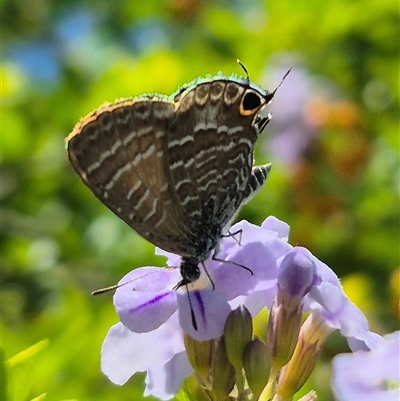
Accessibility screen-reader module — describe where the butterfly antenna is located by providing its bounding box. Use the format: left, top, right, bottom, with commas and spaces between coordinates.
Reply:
186, 284, 198, 330
237, 59, 250, 83
92, 283, 121, 295
272, 66, 292, 95
91, 276, 144, 295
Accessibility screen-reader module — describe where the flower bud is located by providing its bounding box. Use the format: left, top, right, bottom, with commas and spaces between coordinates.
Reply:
277, 248, 320, 309
212, 336, 235, 400
277, 313, 333, 399
243, 337, 271, 399
184, 333, 214, 385
267, 299, 303, 369
268, 248, 320, 369
224, 306, 253, 369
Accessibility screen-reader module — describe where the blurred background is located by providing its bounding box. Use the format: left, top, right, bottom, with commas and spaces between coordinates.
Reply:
1, 0, 399, 400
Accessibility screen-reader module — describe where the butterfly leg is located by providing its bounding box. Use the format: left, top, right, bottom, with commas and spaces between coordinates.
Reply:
221, 229, 243, 245
211, 254, 253, 276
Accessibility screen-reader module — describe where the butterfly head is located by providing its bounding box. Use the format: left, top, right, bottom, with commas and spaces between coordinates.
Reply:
174, 258, 201, 290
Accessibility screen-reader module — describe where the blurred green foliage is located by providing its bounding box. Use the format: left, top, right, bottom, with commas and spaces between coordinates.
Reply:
1, 0, 399, 400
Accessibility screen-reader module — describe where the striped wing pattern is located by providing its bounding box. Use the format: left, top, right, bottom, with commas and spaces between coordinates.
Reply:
67, 76, 274, 272
67, 98, 190, 255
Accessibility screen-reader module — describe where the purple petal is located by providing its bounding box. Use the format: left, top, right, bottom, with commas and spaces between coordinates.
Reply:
278, 247, 320, 301
213, 241, 278, 297
177, 289, 231, 341
144, 351, 192, 400
347, 332, 384, 352
118, 266, 181, 291
114, 267, 180, 333
213, 221, 292, 299
101, 314, 186, 385
332, 331, 399, 401
116, 289, 177, 333
308, 282, 380, 351
229, 291, 270, 316
155, 248, 181, 267
261, 216, 290, 240
229, 219, 290, 250
309, 255, 340, 286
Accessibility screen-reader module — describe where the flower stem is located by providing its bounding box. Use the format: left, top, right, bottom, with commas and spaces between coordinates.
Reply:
258, 366, 279, 401
235, 366, 245, 398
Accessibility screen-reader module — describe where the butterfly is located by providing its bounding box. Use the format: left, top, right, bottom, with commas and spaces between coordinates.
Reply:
66, 63, 290, 290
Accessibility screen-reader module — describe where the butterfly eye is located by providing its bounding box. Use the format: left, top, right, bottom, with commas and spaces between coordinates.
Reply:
243, 92, 261, 110
239, 90, 263, 116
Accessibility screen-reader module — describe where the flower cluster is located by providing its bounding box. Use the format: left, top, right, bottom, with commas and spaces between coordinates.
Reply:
101, 217, 393, 400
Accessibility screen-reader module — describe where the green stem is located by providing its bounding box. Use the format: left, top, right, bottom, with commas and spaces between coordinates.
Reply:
235, 366, 245, 399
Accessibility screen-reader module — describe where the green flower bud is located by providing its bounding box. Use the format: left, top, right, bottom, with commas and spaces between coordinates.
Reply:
243, 337, 271, 400
224, 305, 253, 369
212, 336, 235, 401
184, 333, 214, 385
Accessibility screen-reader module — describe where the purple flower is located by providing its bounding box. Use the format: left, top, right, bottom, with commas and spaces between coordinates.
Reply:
102, 313, 191, 399
304, 255, 382, 351
101, 216, 381, 399
332, 331, 399, 401
268, 248, 322, 371
271, 246, 381, 353
276, 246, 381, 354
277, 247, 321, 307
101, 216, 292, 397
112, 217, 291, 341
272, 247, 382, 399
